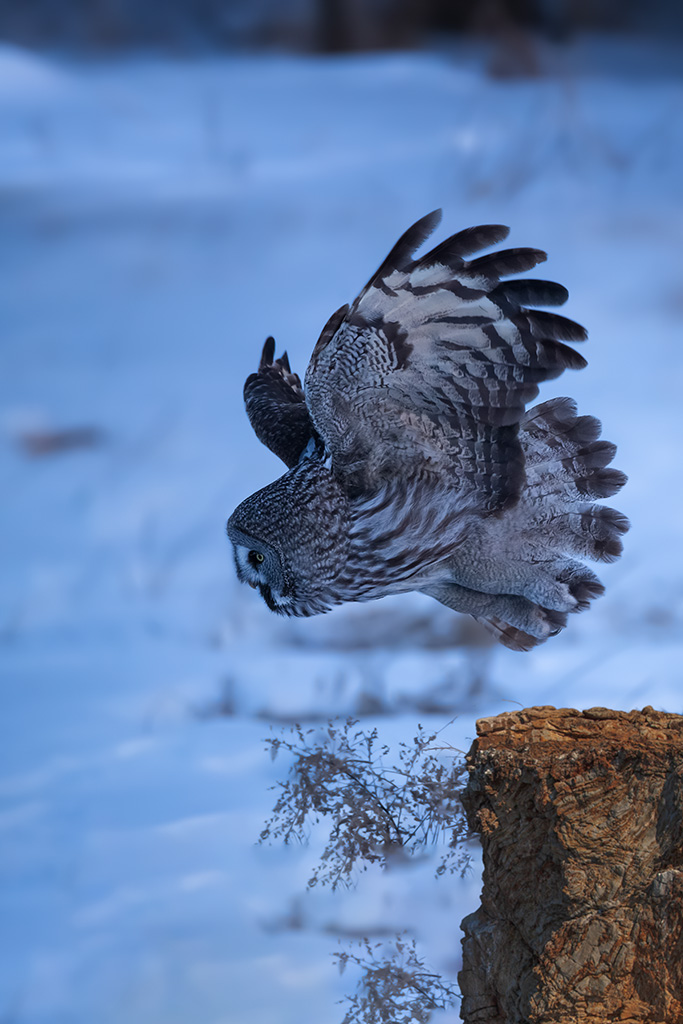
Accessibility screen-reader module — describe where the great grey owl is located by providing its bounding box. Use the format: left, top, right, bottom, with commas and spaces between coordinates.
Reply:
227, 211, 628, 650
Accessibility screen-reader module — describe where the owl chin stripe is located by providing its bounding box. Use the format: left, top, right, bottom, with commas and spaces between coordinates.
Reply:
258, 582, 331, 618
259, 584, 286, 614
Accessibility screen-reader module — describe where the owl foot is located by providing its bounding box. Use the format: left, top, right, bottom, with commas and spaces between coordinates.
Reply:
423, 583, 567, 642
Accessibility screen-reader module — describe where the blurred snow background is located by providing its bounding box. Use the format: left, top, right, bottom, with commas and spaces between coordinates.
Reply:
1, 9, 683, 1022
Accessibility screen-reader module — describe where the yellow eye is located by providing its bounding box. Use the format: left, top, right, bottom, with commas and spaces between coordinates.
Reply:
249, 550, 265, 567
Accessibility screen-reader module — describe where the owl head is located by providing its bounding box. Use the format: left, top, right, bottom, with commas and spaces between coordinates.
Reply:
227, 458, 351, 617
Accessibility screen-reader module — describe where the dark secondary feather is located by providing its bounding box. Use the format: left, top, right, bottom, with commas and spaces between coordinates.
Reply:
243, 336, 316, 468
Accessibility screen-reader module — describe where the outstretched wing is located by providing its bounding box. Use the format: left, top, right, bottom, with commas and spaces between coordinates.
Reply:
304, 211, 587, 508
244, 337, 316, 468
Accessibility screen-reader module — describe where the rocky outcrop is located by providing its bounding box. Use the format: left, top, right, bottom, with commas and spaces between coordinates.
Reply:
459, 706, 683, 1024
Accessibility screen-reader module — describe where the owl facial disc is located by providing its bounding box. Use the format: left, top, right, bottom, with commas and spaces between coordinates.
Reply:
227, 522, 294, 613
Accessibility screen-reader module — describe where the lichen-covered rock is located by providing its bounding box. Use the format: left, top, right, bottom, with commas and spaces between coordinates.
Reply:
459, 706, 683, 1024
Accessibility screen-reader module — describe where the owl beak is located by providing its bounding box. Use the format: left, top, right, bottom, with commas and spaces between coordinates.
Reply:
248, 581, 258, 589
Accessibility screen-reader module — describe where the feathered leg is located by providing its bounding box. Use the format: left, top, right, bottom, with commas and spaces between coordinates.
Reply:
423, 583, 567, 651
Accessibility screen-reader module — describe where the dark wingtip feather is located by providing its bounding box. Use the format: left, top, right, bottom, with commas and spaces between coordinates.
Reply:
416, 224, 511, 268
605, 507, 630, 535
525, 310, 588, 343
583, 440, 618, 469
460, 223, 510, 251
386, 209, 443, 270
354, 213, 444, 307
594, 468, 628, 497
579, 506, 630, 564
260, 336, 275, 368
540, 340, 588, 372
464, 247, 547, 279
278, 350, 291, 373
574, 467, 627, 500
523, 399, 606, 446
491, 279, 569, 308
571, 414, 602, 444
410, 208, 444, 242
522, 396, 578, 429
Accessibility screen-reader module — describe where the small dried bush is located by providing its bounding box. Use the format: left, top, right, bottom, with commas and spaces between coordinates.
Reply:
260, 717, 470, 890
335, 934, 459, 1024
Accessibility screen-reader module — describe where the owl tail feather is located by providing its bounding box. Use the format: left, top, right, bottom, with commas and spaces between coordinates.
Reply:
519, 397, 629, 564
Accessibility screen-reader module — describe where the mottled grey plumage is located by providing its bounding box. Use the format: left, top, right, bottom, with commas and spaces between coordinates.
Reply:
228, 212, 628, 650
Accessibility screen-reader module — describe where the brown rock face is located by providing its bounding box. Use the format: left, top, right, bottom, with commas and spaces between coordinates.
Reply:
459, 706, 683, 1024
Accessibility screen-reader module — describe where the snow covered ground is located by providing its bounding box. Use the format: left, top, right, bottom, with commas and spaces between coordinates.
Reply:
1, 37, 682, 1023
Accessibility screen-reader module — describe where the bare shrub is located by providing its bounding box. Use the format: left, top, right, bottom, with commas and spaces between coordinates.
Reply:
260, 717, 470, 890
335, 934, 459, 1024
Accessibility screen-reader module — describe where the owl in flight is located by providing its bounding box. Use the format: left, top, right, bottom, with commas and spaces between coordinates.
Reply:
227, 211, 628, 650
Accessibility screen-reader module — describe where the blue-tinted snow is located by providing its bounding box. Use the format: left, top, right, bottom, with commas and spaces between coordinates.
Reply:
1, 39, 682, 1024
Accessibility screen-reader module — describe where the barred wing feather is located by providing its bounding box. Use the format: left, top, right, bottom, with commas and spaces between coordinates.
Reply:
304, 210, 587, 509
